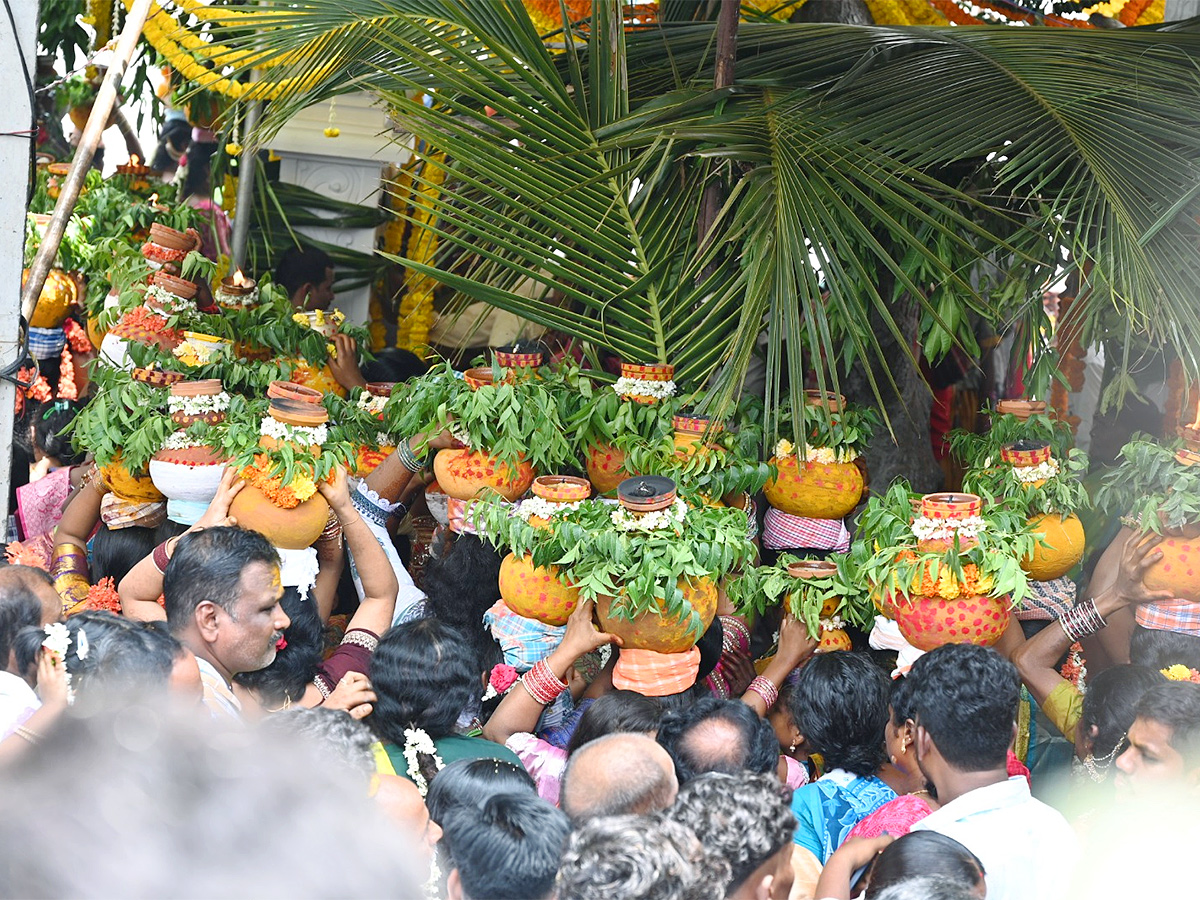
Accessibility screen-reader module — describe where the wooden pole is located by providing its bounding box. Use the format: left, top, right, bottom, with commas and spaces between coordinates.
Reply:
19, 0, 154, 324
229, 96, 261, 271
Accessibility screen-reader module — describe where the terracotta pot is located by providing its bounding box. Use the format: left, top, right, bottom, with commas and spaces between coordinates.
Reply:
1001, 442, 1051, 468
463, 367, 495, 390
268, 402, 329, 428
150, 271, 198, 301
495, 350, 543, 369
1141, 528, 1200, 603
149, 223, 195, 253
619, 362, 675, 405
171, 379, 222, 398
365, 382, 398, 398
1023, 513, 1086, 581
229, 485, 330, 550
499, 553, 579, 626
220, 274, 257, 297
672, 415, 721, 452
596, 576, 718, 653
100, 456, 165, 503
149, 447, 227, 502
921, 493, 982, 520
132, 367, 184, 388
817, 628, 852, 653
996, 400, 1046, 421
24, 268, 78, 328
787, 560, 841, 618
892, 593, 1011, 652
764, 456, 864, 520
805, 390, 846, 412
531, 475, 591, 503
586, 443, 630, 495
268, 380, 323, 406
433, 448, 534, 502
617, 476, 677, 512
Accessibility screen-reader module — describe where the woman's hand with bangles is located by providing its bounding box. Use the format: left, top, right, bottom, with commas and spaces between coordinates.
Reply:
192, 467, 245, 531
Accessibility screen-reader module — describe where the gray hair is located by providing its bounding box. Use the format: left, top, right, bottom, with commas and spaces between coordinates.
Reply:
871, 877, 980, 900
555, 814, 729, 900
0, 699, 422, 898
665, 772, 795, 892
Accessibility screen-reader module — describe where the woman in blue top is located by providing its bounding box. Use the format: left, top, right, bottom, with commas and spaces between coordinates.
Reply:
788, 652, 896, 864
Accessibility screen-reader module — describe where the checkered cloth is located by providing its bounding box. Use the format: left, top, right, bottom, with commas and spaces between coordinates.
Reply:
1136, 599, 1200, 635
612, 646, 701, 697
761, 508, 850, 552
483, 599, 566, 672
1017, 576, 1077, 621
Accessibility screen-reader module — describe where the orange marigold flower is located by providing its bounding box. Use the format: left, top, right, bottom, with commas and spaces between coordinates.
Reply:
84, 577, 122, 614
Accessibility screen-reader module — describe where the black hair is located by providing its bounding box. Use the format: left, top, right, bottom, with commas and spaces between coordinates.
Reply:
360, 348, 429, 385
1134, 681, 1200, 764
181, 141, 216, 199
865, 832, 985, 898
907, 643, 1018, 772
695, 616, 724, 683
657, 696, 779, 784
163, 526, 279, 631
34, 400, 85, 465
566, 691, 662, 757
442, 793, 570, 900
12, 611, 179, 701
275, 245, 333, 301
890, 673, 916, 726
654, 681, 710, 717
369, 617, 479, 744
1131, 625, 1200, 672
1079, 665, 1163, 759
92, 520, 180, 586
233, 587, 323, 706
788, 652, 889, 777
0, 574, 42, 668
666, 772, 795, 893
425, 757, 537, 827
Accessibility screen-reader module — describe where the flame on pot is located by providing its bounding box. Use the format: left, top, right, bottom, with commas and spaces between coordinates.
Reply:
130, 154, 140, 166
233, 269, 247, 287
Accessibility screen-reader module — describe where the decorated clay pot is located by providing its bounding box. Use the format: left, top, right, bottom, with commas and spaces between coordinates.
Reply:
268, 380, 323, 406
433, 448, 534, 502
495, 349, 543, 369
149, 223, 195, 253
354, 445, 395, 477
24, 268, 78, 329
149, 445, 227, 503
787, 559, 840, 618
996, 400, 1046, 421
817, 628, 853, 653
673, 415, 721, 453
1023, 512, 1086, 581
169, 379, 225, 427
764, 455, 864, 520
596, 576, 719, 653
916, 493, 984, 553
217, 273, 258, 308
1141, 524, 1200, 603
229, 485, 331, 550
892, 592, 1011, 652
463, 367, 495, 390
132, 366, 184, 388
1001, 441, 1051, 468
149, 271, 198, 301
499, 553, 579, 626
586, 443, 630, 495
532, 475, 591, 503
619, 362, 674, 405
100, 455, 165, 503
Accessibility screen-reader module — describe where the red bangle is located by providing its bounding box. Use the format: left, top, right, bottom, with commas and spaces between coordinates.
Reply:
520, 659, 567, 706
152, 540, 171, 574
746, 675, 780, 710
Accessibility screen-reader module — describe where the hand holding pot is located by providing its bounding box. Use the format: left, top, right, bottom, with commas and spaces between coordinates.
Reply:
777, 611, 819, 668
327, 333, 366, 392
561, 598, 622, 660
193, 467, 245, 531
1112, 531, 1173, 608
317, 464, 356, 518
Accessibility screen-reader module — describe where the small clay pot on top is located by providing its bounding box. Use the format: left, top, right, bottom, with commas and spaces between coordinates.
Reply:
617, 475, 677, 513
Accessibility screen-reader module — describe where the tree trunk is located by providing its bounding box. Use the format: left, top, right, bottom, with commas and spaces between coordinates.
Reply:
792, 0, 873, 25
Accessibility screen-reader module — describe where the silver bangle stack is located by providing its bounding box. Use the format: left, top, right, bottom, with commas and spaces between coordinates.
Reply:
1058, 598, 1107, 642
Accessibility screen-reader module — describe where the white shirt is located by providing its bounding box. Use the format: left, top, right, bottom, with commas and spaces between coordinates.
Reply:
0, 671, 39, 738
911, 775, 1078, 900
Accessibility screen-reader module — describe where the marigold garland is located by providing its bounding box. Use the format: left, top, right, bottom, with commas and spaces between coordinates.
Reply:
392, 152, 446, 358
894, 549, 995, 600
240, 454, 318, 509
84, 577, 122, 614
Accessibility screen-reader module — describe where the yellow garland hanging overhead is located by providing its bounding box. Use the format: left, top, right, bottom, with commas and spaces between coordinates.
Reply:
391, 152, 447, 358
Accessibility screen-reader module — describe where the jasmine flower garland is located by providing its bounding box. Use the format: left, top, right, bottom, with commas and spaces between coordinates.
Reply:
160, 430, 204, 451
402, 727, 445, 797
609, 497, 688, 532
910, 515, 987, 543
260, 416, 329, 446
41, 622, 75, 705
1011, 458, 1060, 484
144, 284, 196, 315
168, 392, 231, 416
613, 376, 676, 401
516, 496, 582, 522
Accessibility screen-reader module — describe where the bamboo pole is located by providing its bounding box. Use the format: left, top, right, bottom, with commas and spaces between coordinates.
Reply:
230, 96, 261, 271
19, 0, 154, 324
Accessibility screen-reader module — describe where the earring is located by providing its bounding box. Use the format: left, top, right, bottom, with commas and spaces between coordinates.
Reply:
788, 741, 798, 753
890, 754, 898, 765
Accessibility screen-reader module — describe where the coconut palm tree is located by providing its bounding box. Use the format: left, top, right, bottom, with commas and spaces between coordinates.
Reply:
208, 0, 1200, 480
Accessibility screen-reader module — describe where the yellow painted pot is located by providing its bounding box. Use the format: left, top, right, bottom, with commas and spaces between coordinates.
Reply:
1022, 512, 1086, 581
596, 576, 718, 653
499, 553, 579, 626
433, 448, 534, 502
764, 455, 864, 519
100, 455, 165, 503
585, 443, 629, 495
25, 268, 78, 329
893, 593, 1011, 652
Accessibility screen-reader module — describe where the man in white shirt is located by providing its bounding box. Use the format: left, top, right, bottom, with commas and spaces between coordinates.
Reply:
907, 644, 1079, 900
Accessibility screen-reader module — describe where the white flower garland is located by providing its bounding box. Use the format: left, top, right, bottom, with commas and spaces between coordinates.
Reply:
214, 285, 259, 307
402, 726, 445, 797
774, 439, 859, 463
357, 392, 388, 417
41, 622, 75, 705
911, 515, 987, 543
610, 496, 688, 532
614, 376, 676, 401
160, 431, 204, 451
375, 431, 396, 449
1012, 458, 1060, 484
449, 422, 472, 447
169, 392, 231, 416
260, 416, 329, 446
144, 284, 195, 315
517, 496, 582, 522
820, 615, 845, 632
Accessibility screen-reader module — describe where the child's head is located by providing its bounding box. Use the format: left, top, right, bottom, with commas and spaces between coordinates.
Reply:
33, 400, 85, 466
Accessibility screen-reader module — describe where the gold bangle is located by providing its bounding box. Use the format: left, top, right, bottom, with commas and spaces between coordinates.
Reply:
13, 725, 39, 745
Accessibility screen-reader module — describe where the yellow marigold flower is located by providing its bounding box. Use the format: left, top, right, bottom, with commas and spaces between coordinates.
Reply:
225, 142, 243, 157
291, 312, 308, 326
290, 473, 317, 502
326, 342, 336, 358
323, 127, 340, 138
1162, 664, 1195, 682
312, 309, 325, 326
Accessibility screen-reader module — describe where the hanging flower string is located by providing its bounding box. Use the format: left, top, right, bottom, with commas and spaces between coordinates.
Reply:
402, 726, 445, 797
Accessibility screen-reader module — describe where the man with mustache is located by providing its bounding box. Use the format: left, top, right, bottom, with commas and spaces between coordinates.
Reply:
164, 526, 290, 719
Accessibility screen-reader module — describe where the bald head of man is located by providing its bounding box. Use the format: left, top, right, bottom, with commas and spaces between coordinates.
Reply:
560, 733, 678, 823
